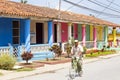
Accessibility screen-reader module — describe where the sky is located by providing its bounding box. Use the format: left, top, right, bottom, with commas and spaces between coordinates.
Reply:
11, 0, 120, 24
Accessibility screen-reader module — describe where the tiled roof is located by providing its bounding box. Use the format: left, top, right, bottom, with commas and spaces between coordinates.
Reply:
0, 0, 119, 27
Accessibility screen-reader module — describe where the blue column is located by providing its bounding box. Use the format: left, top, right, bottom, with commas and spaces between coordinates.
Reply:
24, 19, 30, 52
48, 21, 53, 46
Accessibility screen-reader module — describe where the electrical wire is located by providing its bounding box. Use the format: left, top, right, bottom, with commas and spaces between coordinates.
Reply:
88, 0, 120, 13
106, 0, 120, 8
63, 0, 120, 17
65, 0, 84, 11
96, 0, 114, 17
93, 0, 120, 12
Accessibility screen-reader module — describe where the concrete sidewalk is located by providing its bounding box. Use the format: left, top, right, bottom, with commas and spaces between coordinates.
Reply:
0, 52, 120, 80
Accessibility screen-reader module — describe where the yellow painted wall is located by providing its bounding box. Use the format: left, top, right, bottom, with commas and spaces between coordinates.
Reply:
97, 26, 103, 41
90, 25, 104, 41
108, 34, 113, 40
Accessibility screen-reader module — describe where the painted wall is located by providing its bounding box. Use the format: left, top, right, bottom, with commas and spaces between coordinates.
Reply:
30, 20, 48, 44
61, 22, 68, 42
97, 26, 103, 41
73, 23, 78, 39
90, 25, 93, 41
78, 24, 82, 41
0, 17, 12, 46
0, 17, 27, 46
86, 24, 90, 41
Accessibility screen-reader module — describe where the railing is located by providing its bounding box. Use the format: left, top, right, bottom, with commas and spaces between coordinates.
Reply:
97, 41, 105, 50
30, 44, 50, 53
84, 41, 94, 49
61, 41, 95, 53
0, 46, 10, 54
0, 44, 51, 55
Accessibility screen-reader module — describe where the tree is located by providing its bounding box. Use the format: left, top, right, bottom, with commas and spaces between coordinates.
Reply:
21, 0, 27, 4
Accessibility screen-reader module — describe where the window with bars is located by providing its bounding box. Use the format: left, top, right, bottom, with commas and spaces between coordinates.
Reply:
12, 21, 20, 44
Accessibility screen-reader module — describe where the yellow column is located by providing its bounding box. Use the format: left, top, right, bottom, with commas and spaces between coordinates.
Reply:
90, 24, 93, 41
113, 27, 117, 46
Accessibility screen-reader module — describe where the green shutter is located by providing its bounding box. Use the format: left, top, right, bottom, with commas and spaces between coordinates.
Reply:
86, 25, 90, 41
78, 24, 82, 41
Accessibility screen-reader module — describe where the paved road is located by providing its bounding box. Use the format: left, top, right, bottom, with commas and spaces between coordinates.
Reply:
13, 56, 120, 80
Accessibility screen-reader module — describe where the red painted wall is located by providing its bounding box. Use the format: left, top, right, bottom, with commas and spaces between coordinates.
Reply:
74, 24, 78, 39
61, 22, 68, 42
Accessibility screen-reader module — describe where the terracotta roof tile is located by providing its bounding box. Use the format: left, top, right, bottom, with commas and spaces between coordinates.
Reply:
0, 0, 119, 27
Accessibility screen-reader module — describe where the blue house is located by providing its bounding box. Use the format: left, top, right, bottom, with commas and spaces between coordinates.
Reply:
0, 0, 119, 61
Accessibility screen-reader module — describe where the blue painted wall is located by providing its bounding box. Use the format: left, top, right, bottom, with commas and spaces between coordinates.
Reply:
0, 18, 12, 46
0, 17, 30, 46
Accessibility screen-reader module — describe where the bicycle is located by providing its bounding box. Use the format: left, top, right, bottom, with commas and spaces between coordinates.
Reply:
68, 56, 83, 80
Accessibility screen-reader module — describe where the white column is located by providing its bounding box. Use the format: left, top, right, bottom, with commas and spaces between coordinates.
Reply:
57, 23, 61, 42
68, 23, 72, 40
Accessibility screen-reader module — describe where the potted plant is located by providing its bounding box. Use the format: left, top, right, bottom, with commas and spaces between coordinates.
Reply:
21, 51, 33, 64
66, 43, 72, 58
49, 44, 62, 60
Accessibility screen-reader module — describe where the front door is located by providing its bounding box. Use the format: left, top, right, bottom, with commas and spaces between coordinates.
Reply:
54, 24, 57, 43
36, 23, 44, 44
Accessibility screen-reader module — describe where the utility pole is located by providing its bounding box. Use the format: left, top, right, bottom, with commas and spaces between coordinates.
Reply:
58, 0, 61, 19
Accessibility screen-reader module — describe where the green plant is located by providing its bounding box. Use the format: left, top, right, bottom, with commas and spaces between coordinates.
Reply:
66, 43, 72, 58
83, 46, 87, 54
85, 50, 115, 58
66, 37, 75, 58
0, 54, 16, 70
21, 51, 33, 64
49, 45, 62, 59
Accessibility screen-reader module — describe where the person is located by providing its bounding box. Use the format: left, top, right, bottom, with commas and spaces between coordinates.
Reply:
71, 40, 83, 58
71, 40, 83, 76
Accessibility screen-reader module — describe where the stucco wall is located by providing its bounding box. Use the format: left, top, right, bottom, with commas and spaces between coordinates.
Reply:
73, 23, 78, 39
61, 22, 68, 42
30, 20, 48, 44
0, 17, 28, 46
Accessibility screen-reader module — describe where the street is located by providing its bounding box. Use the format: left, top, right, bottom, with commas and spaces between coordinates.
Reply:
13, 55, 120, 80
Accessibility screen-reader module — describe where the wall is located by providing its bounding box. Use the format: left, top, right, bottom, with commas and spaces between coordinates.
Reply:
97, 26, 103, 41
73, 23, 78, 39
30, 20, 36, 44
0, 17, 28, 46
61, 22, 68, 42
86, 24, 90, 41
0, 17, 12, 46
90, 25, 93, 41
30, 20, 48, 44
78, 24, 82, 41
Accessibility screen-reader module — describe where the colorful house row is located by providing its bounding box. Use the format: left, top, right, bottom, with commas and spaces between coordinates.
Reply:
0, 0, 120, 60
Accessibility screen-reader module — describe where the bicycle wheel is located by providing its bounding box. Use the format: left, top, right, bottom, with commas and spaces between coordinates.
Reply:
68, 66, 76, 80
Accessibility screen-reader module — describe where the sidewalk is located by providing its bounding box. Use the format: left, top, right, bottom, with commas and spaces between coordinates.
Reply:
0, 52, 120, 80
